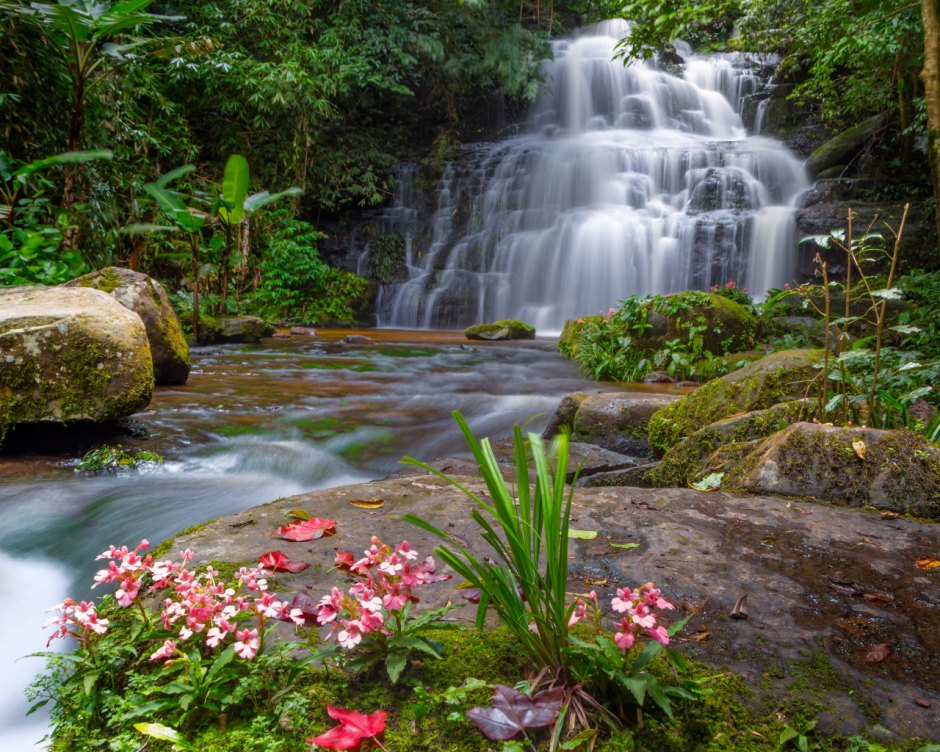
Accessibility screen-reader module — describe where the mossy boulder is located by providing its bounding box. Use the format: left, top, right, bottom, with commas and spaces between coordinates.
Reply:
647, 349, 824, 454
216, 315, 267, 343
64, 266, 190, 385
648, 399, 813, 487
805, 114, 887, 177
544, 391, 680, 455
725, 422, 940, 517
0, 286, 153, 438
557, 316, 600, 357
464, 319, 535, 341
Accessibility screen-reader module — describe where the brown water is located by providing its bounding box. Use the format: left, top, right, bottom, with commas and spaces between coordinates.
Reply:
0, 329, 685, 746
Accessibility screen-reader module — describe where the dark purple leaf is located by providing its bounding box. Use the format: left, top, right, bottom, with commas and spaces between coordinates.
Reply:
467, 685, 564, 740
278, 591, 320, 626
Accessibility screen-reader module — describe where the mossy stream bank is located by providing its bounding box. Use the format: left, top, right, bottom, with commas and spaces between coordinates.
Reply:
159, 471, 940, 749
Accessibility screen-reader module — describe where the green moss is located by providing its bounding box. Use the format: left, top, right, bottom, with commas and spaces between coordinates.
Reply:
151, 517, 221, 557
73, 267, 122, 293
649, 400, 811, 487
464, 319, 536, 340
647, 349, 823, 454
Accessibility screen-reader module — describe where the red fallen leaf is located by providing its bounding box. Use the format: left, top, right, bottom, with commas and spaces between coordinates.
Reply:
862, 591, 894, 605
864, 643, 892, 663
272, 517, 336, 542
915, 697, 932, 709
461, 588, 482, 604
466, 685, 564, 741
306, 706, 386, 750
258, 550, 309, 573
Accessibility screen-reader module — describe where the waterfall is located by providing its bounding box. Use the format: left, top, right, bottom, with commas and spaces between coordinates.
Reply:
376, 20, 807, 333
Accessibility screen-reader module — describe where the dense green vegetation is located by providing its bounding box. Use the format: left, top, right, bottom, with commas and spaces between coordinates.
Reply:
0, 0, 611, 324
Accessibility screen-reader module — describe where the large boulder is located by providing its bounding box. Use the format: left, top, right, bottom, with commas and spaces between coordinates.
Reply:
465, 319, 535, 341
545, 391, 681, 455
64, 267, 190, 385
0, 286, 153, 437
805, 114, 887, 177
648, 399, 813, 487
647, 349, 823, 454
725, 422, 940, 518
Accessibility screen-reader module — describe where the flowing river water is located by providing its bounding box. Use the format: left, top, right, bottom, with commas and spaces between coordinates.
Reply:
0, 330, 685, 749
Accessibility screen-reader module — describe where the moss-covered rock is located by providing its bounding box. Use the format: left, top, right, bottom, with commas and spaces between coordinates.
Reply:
464, 319, 535, 341
648, 399, 813, 487
0, 286, 153, 439
557, 316, 600, 357
725, 422, 940, 517
216, 315, 267, 343
65, 266, 190, 385
805, 114, 887, 177
647, 349, 824, 454
659, 292, 757, 354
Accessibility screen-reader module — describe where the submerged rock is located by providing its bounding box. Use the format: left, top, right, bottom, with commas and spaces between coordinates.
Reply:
646, 348, 823, 453
465, 319, 535, 341
726, 422, 940, 517
0, 286, 153, 437
65, 266, 190, 385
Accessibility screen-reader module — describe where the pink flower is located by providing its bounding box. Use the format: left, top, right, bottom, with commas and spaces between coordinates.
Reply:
337, 622, 363, 649
234, 628, 260, 660
611, 587, 637, 613
649, 625, 670, 645
149, 639, 176, 662
206, 627, 226, 648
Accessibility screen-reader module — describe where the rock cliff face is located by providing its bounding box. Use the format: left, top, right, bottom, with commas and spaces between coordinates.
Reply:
0, 286, 153, 437
65, 267, 190, 385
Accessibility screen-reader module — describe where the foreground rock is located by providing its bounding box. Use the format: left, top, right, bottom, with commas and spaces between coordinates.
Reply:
64, 267, 190, 385
544, 391, 681, 454
726, 422, 940, 518
647, 349, 823, 453
168, 474, 940, 742
0, 286, 153, 436
465, 319, 535, 341
649, 400, 813, 487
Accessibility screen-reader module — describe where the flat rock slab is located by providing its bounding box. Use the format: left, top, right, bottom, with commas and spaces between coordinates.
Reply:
169, 475, 940, 742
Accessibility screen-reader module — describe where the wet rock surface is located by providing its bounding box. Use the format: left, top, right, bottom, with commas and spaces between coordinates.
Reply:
0, 286, 153, 434
65, 266, 190, 385
168, 474, 940, 742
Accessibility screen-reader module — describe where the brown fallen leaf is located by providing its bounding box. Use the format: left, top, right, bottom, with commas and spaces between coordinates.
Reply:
863, 591, 895, 605
829, 580, 863, 597
915, 698, 932, 709
836, 618, 868, 637
880, 511, 901, 520
285, 509, 312, 521
729, 594, 748, 620
349, 498, 385, 509
915, 557, 940, 570
584, 577, 608, 587
864, 643, 892, 663
690, 626, 711, 642
852, 438, 866, 459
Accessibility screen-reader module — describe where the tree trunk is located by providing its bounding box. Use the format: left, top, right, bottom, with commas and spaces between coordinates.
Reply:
921, 0, 940, 253
61, 81, 85, 251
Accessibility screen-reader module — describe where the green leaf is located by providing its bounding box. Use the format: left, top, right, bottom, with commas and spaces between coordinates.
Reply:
567, 529, 597, 540
134, 722, 196, 751
219, 154, 249, 225
82, 671, 101, 696
385, 651, 407, 683
610, 542, 640, 550
690, 472, 723, 491
15, 150, 113, 180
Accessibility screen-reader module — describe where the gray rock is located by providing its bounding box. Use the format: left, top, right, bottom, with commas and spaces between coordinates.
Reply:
64, 267, 189, 385
0, 286, 153, 436
216, 315, 267, 343
727, 422, 940, 517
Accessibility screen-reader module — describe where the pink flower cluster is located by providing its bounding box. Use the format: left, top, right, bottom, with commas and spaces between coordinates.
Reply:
314, 538, 449, 649
568, 582, 675, 651
45, 540, 306, 662
43, 598, 110, 648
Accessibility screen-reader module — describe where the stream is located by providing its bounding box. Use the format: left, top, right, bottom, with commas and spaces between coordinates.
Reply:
0, 329, 680, 750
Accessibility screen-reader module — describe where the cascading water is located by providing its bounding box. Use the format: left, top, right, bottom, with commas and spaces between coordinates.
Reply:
375, 19, 808, 333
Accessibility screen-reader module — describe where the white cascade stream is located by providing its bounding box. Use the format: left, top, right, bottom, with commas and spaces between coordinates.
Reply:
375, 19, 807, 333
